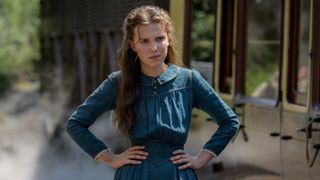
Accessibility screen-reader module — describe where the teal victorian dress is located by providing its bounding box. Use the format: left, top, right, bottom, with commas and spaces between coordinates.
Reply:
66, 64, 239, 180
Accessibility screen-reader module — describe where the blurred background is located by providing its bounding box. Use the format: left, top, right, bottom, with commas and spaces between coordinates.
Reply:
0, 0, 319, 180
0, 0, 220, 179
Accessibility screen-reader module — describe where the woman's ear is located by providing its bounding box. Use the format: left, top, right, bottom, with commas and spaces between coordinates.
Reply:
129, 41, 135, 52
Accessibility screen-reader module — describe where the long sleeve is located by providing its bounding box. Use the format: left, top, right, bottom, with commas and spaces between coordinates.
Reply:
191, 69, 240, 156
66, 71, 120, 158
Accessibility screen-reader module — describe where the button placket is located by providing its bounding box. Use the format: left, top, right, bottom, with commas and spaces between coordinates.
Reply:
152, 78, 158, 95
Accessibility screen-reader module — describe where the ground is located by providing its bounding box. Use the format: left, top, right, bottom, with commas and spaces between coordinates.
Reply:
0, 80, 238, 180
0, 81, 115, 180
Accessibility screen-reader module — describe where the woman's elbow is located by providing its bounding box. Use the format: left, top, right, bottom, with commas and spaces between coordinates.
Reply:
65, 118, 79, 137
234, 116, 240, 129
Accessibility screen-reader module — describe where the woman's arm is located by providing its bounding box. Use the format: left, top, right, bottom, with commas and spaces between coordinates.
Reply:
66, 71, 119, 158
191, 69, 240, 156
170, 69, 239, 170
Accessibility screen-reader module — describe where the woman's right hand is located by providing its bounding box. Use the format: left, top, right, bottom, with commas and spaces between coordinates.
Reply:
98, 146, 149, 168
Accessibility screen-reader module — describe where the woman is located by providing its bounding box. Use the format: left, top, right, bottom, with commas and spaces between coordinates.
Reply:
66, 5, 239, 179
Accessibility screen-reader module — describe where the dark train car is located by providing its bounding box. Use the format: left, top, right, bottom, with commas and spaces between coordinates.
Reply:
188, 0, 320, 179
39, 0, 170, 105
40, 0, 320, 179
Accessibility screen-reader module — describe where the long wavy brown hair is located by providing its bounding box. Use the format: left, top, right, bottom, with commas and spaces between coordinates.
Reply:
115, 5, 183, 136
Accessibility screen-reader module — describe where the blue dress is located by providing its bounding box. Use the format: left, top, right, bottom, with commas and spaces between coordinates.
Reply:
66, 64, 239, 180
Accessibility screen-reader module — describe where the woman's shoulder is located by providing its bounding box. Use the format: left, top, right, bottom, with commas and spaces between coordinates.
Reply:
173, 64, 201, 74
104, 71, 121, 84
175, 66, 210, 89
166, 65, 192, 87
174, 65, 202, 80
97, 71, 121, 87
108, 71, 121, 79
172, 65, 191, 77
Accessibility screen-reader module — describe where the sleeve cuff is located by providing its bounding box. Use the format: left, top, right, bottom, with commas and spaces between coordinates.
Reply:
94, 149, 110, 161
201, 148, 217, 157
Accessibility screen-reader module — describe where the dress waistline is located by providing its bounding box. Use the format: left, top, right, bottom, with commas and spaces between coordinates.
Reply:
131, 139, 184, 166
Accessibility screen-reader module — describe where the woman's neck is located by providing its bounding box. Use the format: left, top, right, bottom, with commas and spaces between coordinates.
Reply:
141, 63, 168, 77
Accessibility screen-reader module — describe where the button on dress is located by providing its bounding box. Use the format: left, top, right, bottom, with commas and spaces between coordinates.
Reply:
66, 64, 239, 180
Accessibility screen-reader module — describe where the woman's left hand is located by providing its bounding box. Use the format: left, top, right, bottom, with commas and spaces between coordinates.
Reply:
170, 149, 214, 170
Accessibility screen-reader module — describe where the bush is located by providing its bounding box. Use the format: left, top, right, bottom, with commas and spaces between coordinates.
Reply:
0, 0, 40, 95
0, 72, 16, 95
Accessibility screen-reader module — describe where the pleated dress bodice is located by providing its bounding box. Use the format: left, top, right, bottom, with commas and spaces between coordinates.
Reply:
66, 64, 240, 180
115, 65, 198, 179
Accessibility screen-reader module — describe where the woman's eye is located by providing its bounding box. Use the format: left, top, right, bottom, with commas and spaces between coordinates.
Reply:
156, 37, 164, 41
140, 39, 148, 44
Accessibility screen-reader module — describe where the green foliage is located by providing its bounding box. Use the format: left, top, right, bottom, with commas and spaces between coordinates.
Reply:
191, 0, 216, 62
0, 0, 40, 94
245, 60, 277, 96
245, 0, 282, 96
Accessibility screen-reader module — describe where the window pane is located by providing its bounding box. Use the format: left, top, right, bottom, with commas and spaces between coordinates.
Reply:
245, 0, 282, 100
191, 0, 216, 85
289, 0, 312, 106
296, 1, 310, 94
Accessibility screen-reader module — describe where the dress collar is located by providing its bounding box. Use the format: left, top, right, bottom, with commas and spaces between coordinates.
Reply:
139, 64, 180, 85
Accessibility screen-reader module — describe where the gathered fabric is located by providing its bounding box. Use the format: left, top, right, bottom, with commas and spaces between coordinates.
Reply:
114, 140, 197, 180
66, 64, 240, 180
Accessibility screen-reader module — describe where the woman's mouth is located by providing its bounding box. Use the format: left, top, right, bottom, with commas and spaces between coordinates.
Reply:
149, 55, 161, 59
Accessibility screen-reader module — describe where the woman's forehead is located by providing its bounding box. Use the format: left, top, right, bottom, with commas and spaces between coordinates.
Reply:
134, 23, 167, 39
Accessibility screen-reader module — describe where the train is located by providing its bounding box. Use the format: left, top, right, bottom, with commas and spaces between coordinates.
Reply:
40, 0, 320, 179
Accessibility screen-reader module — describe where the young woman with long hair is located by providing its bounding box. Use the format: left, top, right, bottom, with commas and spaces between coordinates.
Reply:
66, 5, 239, 179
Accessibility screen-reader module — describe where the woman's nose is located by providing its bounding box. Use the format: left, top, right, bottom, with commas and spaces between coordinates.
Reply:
150, 43, 158, 52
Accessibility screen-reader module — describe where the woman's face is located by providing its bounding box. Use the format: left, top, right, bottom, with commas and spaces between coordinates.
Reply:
130, 23, 169, 75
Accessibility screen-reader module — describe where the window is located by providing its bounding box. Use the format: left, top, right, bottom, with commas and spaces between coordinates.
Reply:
190, 0, 216, 85
287, 0, 311, 106
244, 0, 282, 100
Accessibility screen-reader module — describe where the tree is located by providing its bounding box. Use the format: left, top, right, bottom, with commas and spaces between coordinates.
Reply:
0, 0, 40, 94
